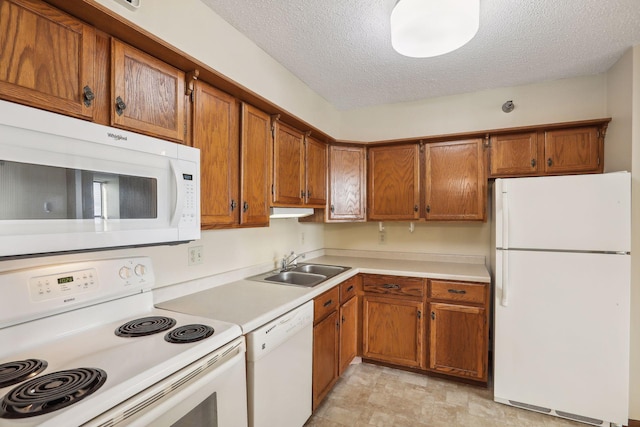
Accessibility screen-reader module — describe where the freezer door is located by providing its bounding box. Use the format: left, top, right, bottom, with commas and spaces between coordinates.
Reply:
493, 250, 630, 426
495, 173, 630, 252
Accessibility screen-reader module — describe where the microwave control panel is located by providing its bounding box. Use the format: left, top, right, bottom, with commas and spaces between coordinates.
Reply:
180, 172, 197, 227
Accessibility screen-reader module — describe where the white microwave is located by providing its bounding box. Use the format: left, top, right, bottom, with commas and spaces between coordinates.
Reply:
0, 100, 200, 258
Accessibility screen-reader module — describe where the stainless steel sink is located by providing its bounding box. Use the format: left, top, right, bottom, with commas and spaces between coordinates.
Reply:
292, 264, 347, 277
263, 271, 326, 287
248, 263, 350, 288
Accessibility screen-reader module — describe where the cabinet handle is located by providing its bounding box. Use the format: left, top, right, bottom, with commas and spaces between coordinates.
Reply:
230, 200, 237, 211
307, 190, 312, 198
382, 284, 400, 289
426, 205, 431, 214
323, 299, 333, 307
330, 204, 335, 213
342, 315, 346, 323
300, 190, 306, 198
448, 289, 467, 294
547, 158, 553, 167
115, 96, 127, 116
417, 310, 421, 319
347, 285, 354, 292
83, 86, 95, 107
243, 201, 249, 212
531, 159, 536, 167
414, 205, 418, 212
431, 311, 435, 320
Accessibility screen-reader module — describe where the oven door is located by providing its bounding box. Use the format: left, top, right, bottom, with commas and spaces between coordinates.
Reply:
84, 337, 248, 427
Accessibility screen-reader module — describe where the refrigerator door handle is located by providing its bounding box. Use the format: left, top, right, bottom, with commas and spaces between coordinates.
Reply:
501, 182, 509, 250
501, 250, 509, 307
501, 182, 509, 306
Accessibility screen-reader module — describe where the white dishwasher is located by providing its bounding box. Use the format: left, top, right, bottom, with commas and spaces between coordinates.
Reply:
246, 300, 314, 427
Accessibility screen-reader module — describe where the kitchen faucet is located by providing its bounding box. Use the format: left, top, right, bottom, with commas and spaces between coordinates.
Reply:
281, 251, 305, 271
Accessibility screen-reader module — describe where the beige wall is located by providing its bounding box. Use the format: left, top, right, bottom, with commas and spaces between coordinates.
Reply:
339, 75, 607, 141
606, 51, 634, 172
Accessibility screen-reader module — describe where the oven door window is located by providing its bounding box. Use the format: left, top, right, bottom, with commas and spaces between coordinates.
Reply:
0, 160, 157, 220
171, 393, 217, 427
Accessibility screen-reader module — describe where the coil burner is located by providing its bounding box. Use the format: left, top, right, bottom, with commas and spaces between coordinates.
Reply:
0, 368, 106, 418
164, 324, 214, 344
115, 316, 176, 337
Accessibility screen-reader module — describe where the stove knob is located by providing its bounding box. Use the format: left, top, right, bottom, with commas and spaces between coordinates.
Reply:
119, 266, 132, 280
134, 264, 147, 277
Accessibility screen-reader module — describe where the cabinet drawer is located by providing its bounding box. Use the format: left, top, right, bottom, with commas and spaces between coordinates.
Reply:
314, 287, 340, 324
339, 276, 358, 303
429, 280, 486, 305
362, 275, 424, 298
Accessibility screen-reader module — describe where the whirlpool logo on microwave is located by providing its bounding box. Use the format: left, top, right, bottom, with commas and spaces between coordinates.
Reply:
107, 132, 128, 141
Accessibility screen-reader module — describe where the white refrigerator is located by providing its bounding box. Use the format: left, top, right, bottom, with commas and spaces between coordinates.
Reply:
493, 172, 631, 427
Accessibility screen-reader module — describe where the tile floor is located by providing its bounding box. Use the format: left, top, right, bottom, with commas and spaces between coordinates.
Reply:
305, 362, 584, 427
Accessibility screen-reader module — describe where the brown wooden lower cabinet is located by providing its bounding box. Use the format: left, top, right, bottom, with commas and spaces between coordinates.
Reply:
312, 309, 339, 411
427, 279, 489, 383
338, 279, 358, 376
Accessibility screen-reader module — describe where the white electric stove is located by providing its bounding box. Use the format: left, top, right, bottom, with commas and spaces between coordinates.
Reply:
0, 257, 247, 427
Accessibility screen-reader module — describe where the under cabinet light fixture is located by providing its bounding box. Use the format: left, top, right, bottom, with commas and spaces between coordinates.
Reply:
390, 0, 480, 58
269, 208, 314, 219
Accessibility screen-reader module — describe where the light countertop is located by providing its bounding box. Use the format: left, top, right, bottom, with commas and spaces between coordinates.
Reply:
156, 254, 490, 334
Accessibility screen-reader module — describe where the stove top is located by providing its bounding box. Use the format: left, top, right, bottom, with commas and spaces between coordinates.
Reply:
0, 257, 242, 427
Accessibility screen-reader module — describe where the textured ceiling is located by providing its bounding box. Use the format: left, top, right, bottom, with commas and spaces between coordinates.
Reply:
200, 0, 640, 111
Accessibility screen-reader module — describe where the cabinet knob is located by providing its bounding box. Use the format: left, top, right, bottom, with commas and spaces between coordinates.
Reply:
448, 289, 467, 294
307, 190, 312, 198
531, 158, 536, 167
83, 86, 95, 107
426, 205, 431, 214
115, 96, 127, 116
243, 201, 249, 212
323, 299, 333, 307
417, 310, 421, 319
431, 311, 435, 320
414, 205, 418, 212
230, 200, 237, 211
330, 204, 335, 213
382, 284, 400, 289
547, 158, 553, 167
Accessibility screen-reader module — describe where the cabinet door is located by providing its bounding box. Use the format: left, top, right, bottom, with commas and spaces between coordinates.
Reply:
368, 144, 420, 221
272, 122, 304, 206
312, 311, 339, 411
240, 103, 271, 226
328, 145, 366, 222
362, 295, 424, 368
305, 137, 327, 207
338, 296, 358, 376
544, 127, 601, 174
0, 0, 95, 119
429, 302, 487, 381
111, 39, 185, 142
489, 132, 540, 177
193, 82, 239, 228
424, 139, 486, 221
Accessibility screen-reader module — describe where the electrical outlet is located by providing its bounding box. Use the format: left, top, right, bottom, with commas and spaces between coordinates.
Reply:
188, 246, 203, 266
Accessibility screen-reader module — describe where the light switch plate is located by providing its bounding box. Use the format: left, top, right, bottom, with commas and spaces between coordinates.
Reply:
113, 0, 141, 11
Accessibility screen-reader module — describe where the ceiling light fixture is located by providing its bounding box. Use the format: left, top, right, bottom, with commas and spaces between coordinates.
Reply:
390, 0, 480, 58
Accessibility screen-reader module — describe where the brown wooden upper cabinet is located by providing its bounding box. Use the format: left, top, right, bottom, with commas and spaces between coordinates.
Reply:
423, 139, 486, 221
489, 124, 605, 178
111, 39, 186, 143
272, 120, 327, 207
327, 145, 366, 222
367, 144, 420, 221
240, 103, 271, 227
0, 0, 96, 119
190, 81, 270, 229
192, 81, 239, 228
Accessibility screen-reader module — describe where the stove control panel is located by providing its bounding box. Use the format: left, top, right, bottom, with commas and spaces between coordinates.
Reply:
29, 268, 99, 302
